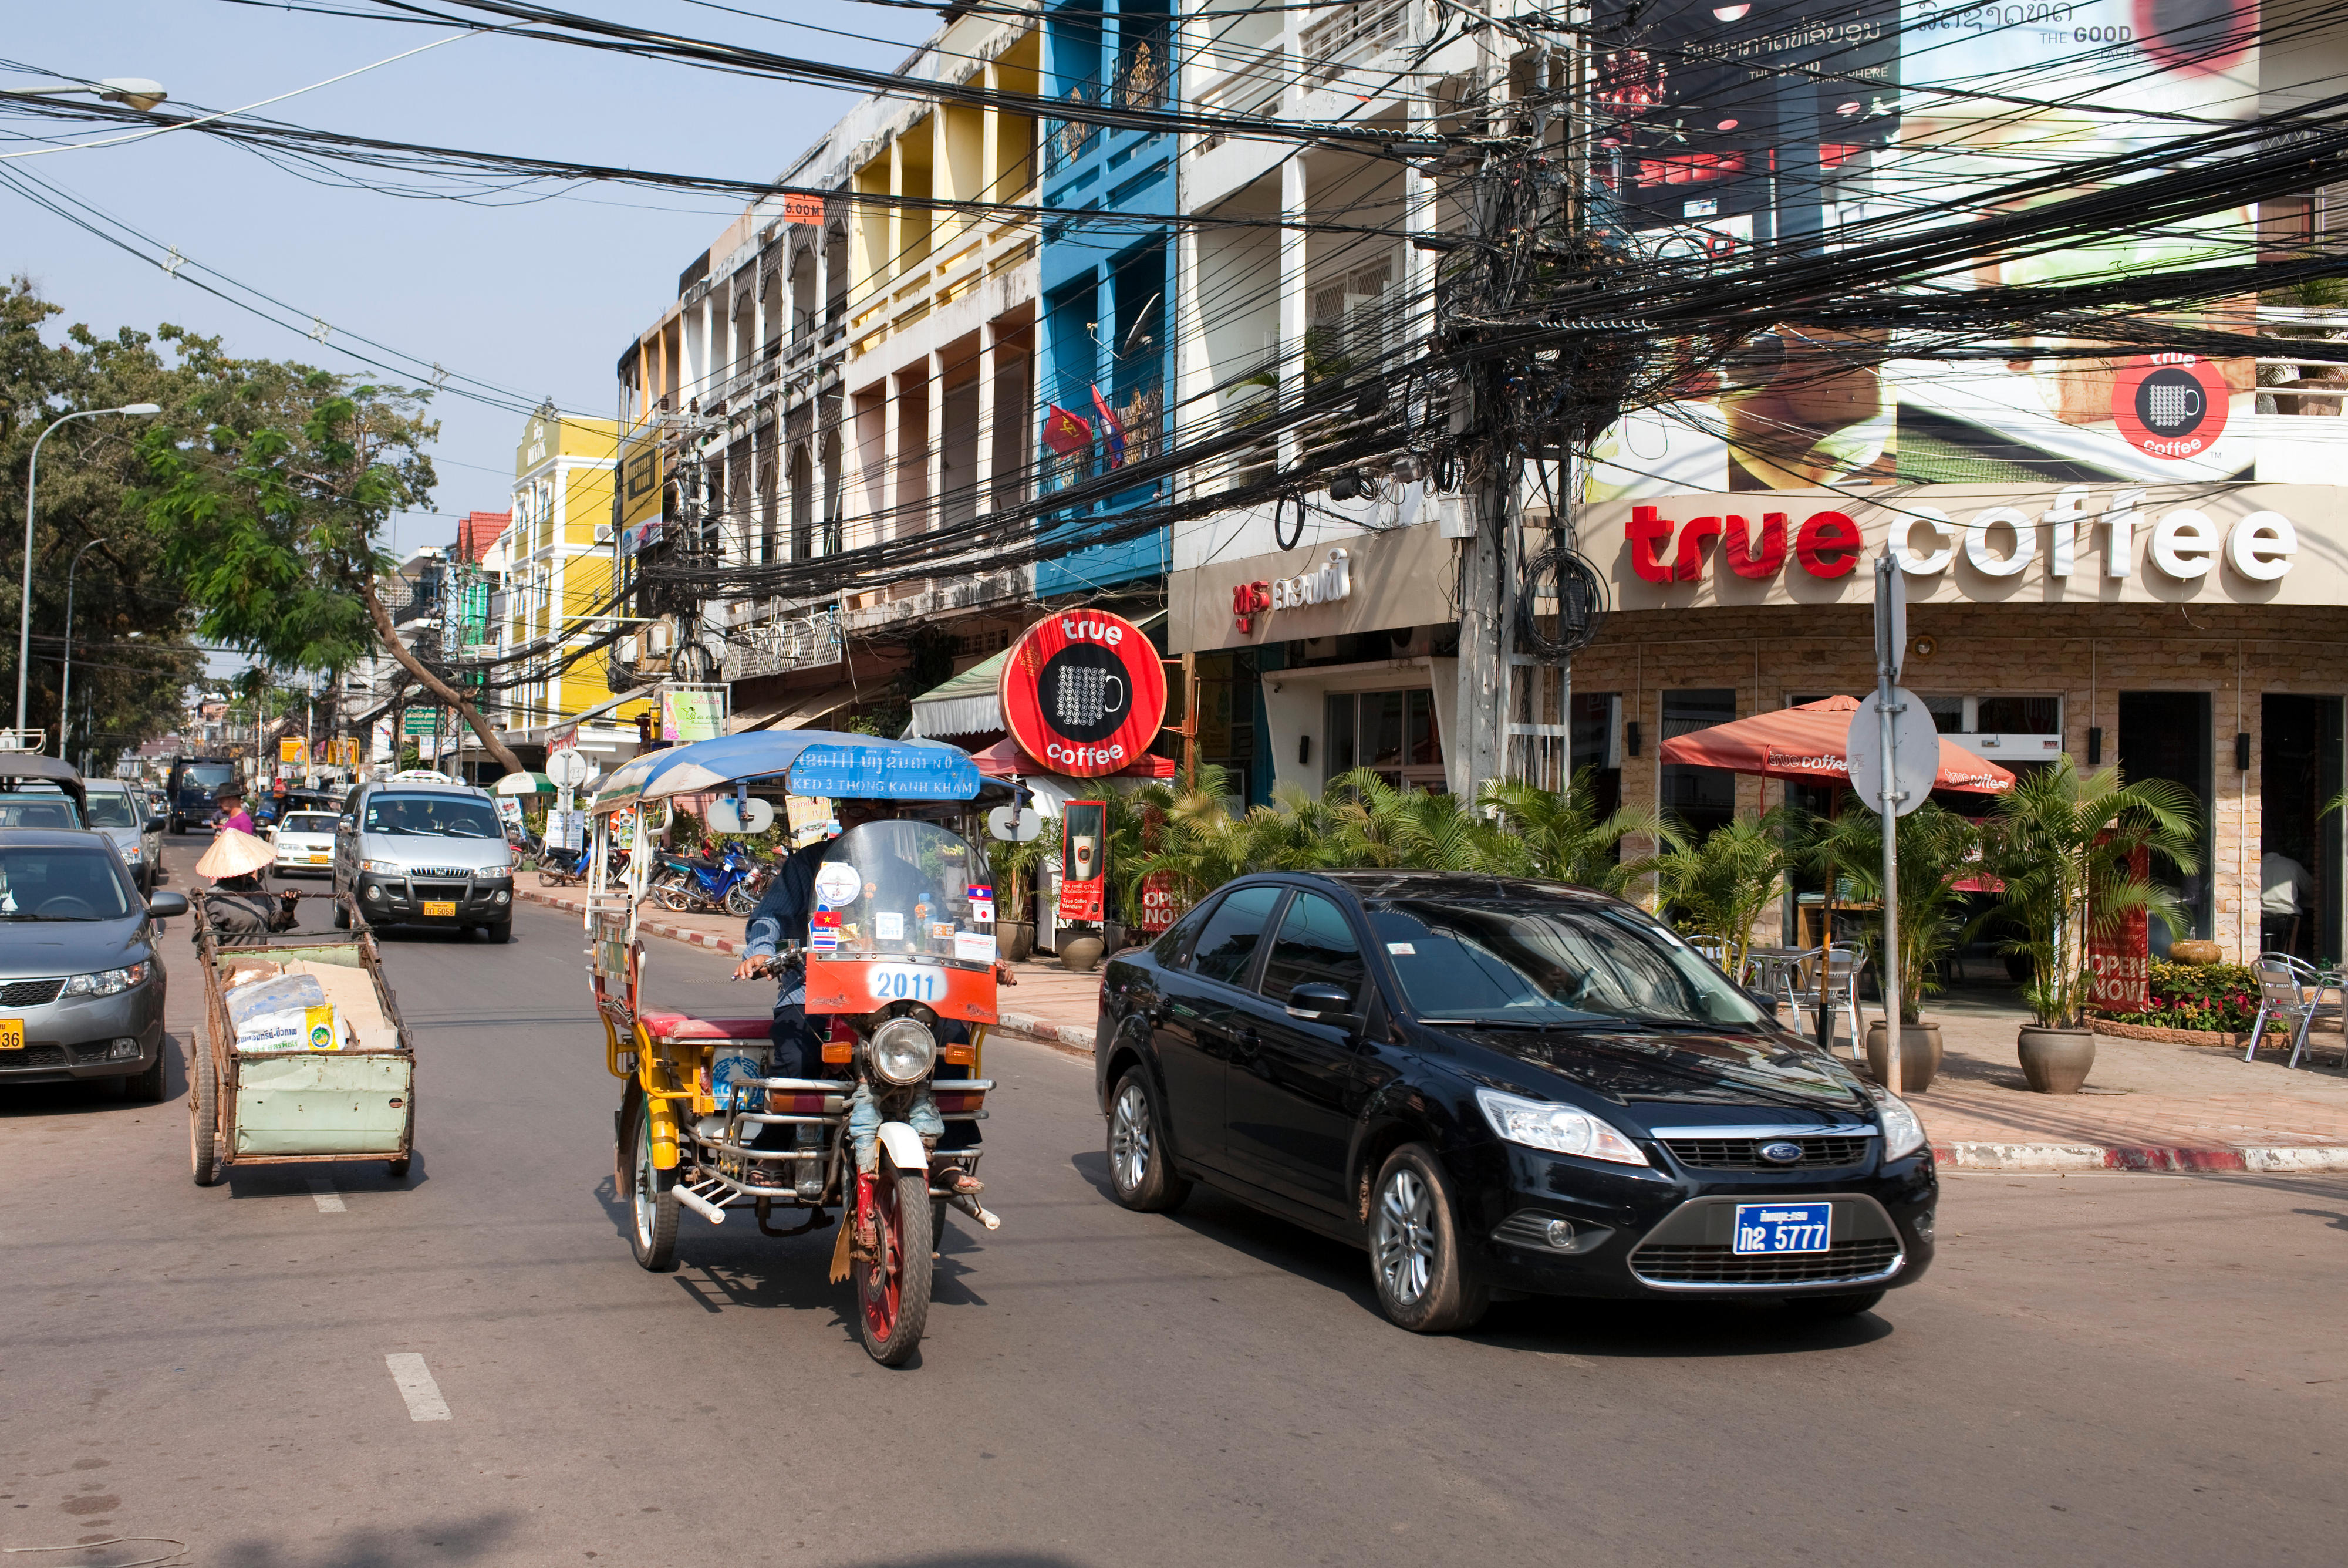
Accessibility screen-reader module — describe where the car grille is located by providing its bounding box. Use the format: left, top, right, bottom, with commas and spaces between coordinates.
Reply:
6, 1044, 68, 1068
411, 881, 468, 903
404, 867, 478, 880
1630, 1237, 1901, 1286
1664, 1135, 1873, 1169
0, 979, 63, 1007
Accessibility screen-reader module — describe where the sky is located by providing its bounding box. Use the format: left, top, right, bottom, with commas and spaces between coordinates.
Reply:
1, 0, 929, 569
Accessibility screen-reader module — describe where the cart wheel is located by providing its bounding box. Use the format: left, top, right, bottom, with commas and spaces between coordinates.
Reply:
625, 1092, 679, 1272
386, 1156, 411, 1179
189, 1044, 222, 1187
854, 1155, 933, 1366
333, 894, 350, 930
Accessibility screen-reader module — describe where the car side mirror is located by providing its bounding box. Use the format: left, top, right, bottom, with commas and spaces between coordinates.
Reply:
338, 815, 355, 832
148, 891, 189, 919
1286, 982, 1357, 1022
1744, 986, 1783, 1020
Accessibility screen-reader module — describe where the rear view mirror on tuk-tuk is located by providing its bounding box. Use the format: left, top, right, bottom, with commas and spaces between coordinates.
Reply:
706, 798, 774, 835
987, 805, 1043, 842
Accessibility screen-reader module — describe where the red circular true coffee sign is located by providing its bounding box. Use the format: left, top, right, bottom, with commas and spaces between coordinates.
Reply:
2111, 354, 2230, 461
999, 609, 1167, 776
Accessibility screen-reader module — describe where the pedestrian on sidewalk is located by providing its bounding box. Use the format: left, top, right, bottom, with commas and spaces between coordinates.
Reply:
2261, 848, 2316, 957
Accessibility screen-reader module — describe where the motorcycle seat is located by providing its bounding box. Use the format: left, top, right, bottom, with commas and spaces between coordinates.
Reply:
639, 1011, 775, 1043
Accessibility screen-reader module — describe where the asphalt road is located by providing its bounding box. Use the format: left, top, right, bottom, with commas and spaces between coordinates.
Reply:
1, 838, 2342, 1568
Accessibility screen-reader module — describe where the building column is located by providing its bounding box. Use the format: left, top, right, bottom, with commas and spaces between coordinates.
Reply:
1277, 154, 1307, 473
927, 349, 947, 538
975, 322, 999, 514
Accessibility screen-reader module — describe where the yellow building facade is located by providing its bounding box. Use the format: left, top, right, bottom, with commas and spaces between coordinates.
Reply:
504, 409, 650, 735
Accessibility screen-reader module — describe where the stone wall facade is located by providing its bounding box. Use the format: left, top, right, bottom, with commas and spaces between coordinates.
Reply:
1568, 600, 2348, 962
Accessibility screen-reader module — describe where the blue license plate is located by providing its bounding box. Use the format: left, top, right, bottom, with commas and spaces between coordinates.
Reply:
1732, 1201, 1832, 1255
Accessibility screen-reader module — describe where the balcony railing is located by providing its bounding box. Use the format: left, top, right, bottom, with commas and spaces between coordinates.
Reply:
723, 606, 844, 681
1300, 0, 1410, 86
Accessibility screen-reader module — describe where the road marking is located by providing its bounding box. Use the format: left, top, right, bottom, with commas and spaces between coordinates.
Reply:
308, 1177, 346, 1213
385, 1353, 451, 1421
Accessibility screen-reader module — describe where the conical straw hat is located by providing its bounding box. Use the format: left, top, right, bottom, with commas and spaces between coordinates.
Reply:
195, 828, 275, 881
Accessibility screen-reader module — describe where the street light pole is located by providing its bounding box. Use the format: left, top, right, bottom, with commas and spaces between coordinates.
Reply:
57, 537, 103, 763
19, 404, 161, 743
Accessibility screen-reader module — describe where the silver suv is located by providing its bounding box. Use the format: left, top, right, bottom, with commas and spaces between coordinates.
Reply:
332, 780, 516, 942
81, 780, 164, 896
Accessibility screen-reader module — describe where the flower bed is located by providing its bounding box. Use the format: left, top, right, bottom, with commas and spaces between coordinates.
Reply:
2099, 961, 2269, 1034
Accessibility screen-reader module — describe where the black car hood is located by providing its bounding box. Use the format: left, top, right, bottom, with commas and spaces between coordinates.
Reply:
1443, 1024, 1870, 1118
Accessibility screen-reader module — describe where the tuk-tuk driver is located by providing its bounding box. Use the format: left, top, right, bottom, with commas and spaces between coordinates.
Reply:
732, 797, 893, 1079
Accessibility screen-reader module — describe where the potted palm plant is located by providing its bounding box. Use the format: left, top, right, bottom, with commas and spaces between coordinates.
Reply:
986, 818, 1056, 963
1649, 810, 1792, 983
1482, 767, 1675, 893
1804, 799, 1983, 1092
1983, 757, 2198, 1093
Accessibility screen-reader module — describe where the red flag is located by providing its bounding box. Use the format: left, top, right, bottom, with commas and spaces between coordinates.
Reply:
1041, 403, 1093, 456
1089, 384, 1126, 468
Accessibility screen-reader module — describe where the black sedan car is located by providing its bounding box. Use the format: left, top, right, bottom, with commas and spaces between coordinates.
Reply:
1094, 872, 1935, 1333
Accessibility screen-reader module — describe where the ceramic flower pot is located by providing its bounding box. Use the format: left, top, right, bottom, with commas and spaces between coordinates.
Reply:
1863, 1021, 1943, 1093
2168, 939, 2222, 966
1058, 934, 1106, 973
2016, 1026, 2097, 1094
999, 920, 1035, 963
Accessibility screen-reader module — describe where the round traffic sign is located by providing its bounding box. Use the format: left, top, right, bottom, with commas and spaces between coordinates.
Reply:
1846, 688, 1939, 818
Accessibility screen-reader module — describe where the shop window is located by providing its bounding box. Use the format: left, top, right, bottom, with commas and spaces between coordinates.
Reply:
1915, 692, 2064, 770
2261, 694, 2344, 963
1661, 689, 1738, 843
2118, 692, 2213, 947
1324, 688, 1443, 791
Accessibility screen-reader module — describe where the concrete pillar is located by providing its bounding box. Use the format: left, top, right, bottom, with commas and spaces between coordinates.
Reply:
927, 349, 947, 537
1277, 155, 1307, 473
975, 321, 999, 513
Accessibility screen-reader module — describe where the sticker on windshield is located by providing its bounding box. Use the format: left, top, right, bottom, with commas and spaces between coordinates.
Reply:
967, 884, 995, 923
873, 911, 905, 942
954, 931, 997, 963
813, 862, 860, 908
1386, 942, 1416, 955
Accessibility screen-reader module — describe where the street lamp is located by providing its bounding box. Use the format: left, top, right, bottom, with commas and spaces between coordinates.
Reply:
19, 78, 170, 112
57, 538, 104, 765
18, 404, 161, 743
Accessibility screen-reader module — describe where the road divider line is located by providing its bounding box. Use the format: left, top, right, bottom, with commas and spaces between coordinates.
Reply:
384, 1352, 451, 1421
308, 1177, 346, 1213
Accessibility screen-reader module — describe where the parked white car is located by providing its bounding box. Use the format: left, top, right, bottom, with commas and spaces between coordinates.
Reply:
268, 809, 340, 878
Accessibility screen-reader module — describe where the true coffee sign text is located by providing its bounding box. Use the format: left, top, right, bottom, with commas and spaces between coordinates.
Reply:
1629, 487, 2298, 589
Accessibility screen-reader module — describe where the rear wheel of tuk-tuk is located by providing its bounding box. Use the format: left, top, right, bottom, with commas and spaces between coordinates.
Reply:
855, 1156, 932, 1365
189, 1042, 221, 1187
622, 1086, 679, 1271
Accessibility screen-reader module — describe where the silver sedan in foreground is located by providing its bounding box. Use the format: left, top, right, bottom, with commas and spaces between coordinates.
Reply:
0, 831, 185, 1100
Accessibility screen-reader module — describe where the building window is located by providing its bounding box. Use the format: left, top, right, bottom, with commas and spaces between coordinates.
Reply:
2262, 694, 2344, 963
1324, 688, 1443, 791
2119, 691, 2214, 946
1661, 689, 1738, 843
1570, 691, 1622, 820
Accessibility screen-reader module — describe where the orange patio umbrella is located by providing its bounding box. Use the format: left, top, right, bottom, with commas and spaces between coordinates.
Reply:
1657, 694, 2016, 795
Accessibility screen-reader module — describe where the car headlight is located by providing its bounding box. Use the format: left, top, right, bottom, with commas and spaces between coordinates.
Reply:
121, 844, 143, 861
60, 962, 149, 998
869, 1016, 936, 1086
1474, 1087, 1649, 1167
360, 859, 403, 874
1866, 1083, 1928, 1162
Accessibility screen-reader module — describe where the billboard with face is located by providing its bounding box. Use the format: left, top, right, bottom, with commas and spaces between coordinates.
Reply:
1587, 1, 2276, 500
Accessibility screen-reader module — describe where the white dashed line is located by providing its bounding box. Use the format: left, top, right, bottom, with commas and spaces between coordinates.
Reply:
308, 1178, 346, 1213
385, 1353, 451, 1421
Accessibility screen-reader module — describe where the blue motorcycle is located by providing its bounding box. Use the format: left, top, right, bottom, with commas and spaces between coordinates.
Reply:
652, 840, 765, 917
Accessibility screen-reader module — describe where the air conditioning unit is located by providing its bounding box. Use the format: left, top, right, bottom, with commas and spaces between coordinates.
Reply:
617, 634, 639, 665
643, 620, 676, 656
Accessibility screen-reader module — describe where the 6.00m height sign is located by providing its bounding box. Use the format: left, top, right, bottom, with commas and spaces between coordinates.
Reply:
999, 609, 1167, 777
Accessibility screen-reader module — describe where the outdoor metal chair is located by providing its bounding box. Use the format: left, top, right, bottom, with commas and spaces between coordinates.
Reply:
2245, 953, 2344, 1069
1781, 945, 1867, 1059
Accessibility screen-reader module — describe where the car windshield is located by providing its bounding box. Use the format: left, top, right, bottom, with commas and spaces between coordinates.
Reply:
362, 793, 501, 838
0, 847, 133, 920
181, 764, 236, 792
1367, 897, 1766, 1029
808, 820, 994, 962
82, 790, 140, 828
0, 792, 80, 829
281, 812, 338, 835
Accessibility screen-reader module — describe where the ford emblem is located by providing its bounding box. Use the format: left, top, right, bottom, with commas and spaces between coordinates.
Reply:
1758, 1139, 1805, 1164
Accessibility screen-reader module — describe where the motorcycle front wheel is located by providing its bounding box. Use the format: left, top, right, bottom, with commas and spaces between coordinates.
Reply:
854, 1155, 933, 1366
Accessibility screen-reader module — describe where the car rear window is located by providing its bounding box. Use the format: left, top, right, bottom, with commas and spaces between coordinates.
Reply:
0, 794, 80, 829
1188, 885, 1285, 987
281, 813, 338, 834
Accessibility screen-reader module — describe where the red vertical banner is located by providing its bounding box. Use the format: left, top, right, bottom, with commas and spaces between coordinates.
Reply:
2088, 845, 2152, 1013
1138, 872, 1181, 934
1058, 800, 1107, 925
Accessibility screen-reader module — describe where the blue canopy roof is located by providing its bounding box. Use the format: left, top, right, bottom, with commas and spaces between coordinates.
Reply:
590, 730, 982, 813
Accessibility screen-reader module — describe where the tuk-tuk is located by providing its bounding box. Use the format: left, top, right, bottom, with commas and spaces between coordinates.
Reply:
585, 732, 1003, 1365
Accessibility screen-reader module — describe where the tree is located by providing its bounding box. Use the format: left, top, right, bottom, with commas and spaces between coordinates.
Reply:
1803, 799, 1984, 1025
1649, 810, 1794, 981
1481, 768, 1675, 894
137, 364, 525, 775
1, 279, 205, 757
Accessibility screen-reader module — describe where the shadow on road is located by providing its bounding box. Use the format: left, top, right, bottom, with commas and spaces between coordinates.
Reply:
214, 1509, 520, 1566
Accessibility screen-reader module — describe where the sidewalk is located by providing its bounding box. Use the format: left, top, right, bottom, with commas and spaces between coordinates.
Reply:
523, 885, 2348, 1171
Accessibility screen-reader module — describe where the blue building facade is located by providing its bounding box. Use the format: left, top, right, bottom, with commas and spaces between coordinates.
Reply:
1035, 0, 1175, 598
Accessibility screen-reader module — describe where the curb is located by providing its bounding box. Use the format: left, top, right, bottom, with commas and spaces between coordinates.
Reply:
519, 885, 1097, 1051
1932, 1141, 2348, 1172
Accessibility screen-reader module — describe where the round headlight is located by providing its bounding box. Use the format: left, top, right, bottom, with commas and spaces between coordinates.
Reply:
869, 1016, 936, 1085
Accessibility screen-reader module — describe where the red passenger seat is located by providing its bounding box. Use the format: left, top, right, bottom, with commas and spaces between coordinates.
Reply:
637, 1011, 774, 1043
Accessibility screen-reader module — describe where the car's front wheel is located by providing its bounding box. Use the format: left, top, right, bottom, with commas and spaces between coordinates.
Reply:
1367, 1144, 1489, 1333
1106, 1067, 1190, 1212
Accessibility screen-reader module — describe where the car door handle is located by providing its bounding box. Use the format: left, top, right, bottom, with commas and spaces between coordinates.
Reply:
1233, 1026, 1261, 1060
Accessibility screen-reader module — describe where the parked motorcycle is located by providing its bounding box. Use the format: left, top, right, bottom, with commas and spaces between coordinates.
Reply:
652, 841, 764, 916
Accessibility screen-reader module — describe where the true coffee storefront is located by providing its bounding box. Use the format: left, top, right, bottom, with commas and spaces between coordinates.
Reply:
1578, 480, 2348, 965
